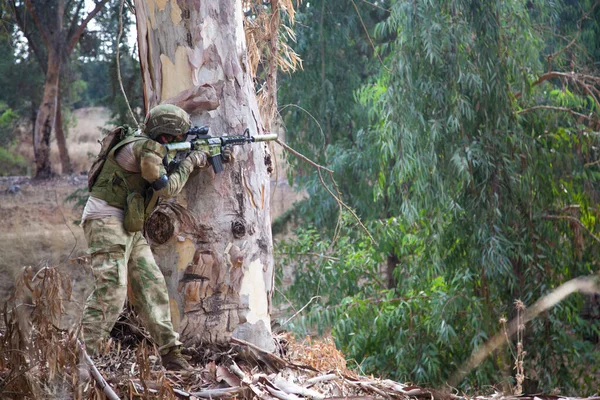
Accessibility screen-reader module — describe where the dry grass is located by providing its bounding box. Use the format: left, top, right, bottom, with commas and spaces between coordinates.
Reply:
285, 334, 353, 377
0, 266, 81, 399
0, 176, 92, 322
4, 267, 598, 400
14, 107, 110, 175
0, 264, 424, 399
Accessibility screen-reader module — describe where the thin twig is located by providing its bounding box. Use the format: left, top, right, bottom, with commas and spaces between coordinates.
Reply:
517, 105, 593, 121
54, 190, 78, 265
275, 139, 333, 173
448, 275, 600, 388
279, 104, 327, 151
275, 286, 299, 315
276, 107, 374, 243
542, 214, 600, 244
315, 164, 375, 244
115, 319, 152, 342
276, 252, 340, 261
117, 0, 139, 126
78, 340, 120, 400
330, 172, 344, 244
349, 0, 390, 72
580, 82, 600, 114
281, 296, 321, 327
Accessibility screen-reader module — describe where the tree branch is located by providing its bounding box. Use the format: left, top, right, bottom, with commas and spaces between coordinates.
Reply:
545, 0, 600, 69
66, 0, 110, 54
66, 0, 85, 42
514, 71, 600, 99
23, 0, 51, 47
274, 139, 375, 244
9, 0, 47, 72
448, 275, 600, 388
584, 159, 600, 168
542, 214, 600, 244
57, 0, 65, 47
517, 105, 594, 121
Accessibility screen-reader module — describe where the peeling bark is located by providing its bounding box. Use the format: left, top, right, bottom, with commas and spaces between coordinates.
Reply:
138, 0, 276, 351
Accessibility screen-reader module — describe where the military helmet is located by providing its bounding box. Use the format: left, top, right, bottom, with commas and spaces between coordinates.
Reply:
143, 104, 191, 140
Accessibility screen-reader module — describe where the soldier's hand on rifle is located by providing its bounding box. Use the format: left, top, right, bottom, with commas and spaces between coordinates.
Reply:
222, 145, 234, 163
188, 150, 209, 169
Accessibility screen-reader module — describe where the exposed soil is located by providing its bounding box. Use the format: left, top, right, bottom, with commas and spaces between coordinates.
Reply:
0, 175, 92, 325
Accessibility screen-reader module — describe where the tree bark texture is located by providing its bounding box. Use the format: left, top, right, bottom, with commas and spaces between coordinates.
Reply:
136, 0, 276, 351
55, 93, 73, 174
34, 49, 60, 178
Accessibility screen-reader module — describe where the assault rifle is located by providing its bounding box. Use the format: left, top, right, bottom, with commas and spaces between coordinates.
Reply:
164, 126, 278, 174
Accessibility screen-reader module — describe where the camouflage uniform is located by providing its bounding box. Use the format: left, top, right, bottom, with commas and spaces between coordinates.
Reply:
81, 216, 181, 354
81, 105, 206, 357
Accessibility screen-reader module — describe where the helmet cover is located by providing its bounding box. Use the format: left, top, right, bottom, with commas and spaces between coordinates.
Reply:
143, 104, 191, 139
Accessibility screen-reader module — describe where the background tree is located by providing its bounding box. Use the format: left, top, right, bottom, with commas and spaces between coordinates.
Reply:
276, 0, 600, 394
278, 0, 389, 228
8, 0, 109, 177
0, 6, 44, 175
88, 0, 143, 126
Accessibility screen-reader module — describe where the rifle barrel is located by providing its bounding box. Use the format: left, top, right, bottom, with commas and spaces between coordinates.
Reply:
253, 133, 278, 142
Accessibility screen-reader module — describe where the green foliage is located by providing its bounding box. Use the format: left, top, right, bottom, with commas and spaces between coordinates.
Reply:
0, 103, 19, 147
0, 146, 27, 176
0, 23, 44, 130
278, 0, 600, 395
0, 0, 142, 165
275, 215, 383, 335
278, 0, 389, 228
0, 99, 26, 176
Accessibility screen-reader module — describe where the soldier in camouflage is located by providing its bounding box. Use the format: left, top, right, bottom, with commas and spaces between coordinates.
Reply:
81, 104, 223, 370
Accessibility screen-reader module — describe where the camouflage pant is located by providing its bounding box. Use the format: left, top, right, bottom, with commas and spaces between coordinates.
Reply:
81, 216, 181, 355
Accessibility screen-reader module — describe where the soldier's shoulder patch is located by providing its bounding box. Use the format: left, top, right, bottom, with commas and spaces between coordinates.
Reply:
136, 138, 167, 157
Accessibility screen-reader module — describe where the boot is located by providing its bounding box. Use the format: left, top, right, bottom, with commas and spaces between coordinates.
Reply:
161, 346, 192, 371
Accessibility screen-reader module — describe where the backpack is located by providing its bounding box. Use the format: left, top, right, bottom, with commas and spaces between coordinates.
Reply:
88, 125, 135, 191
